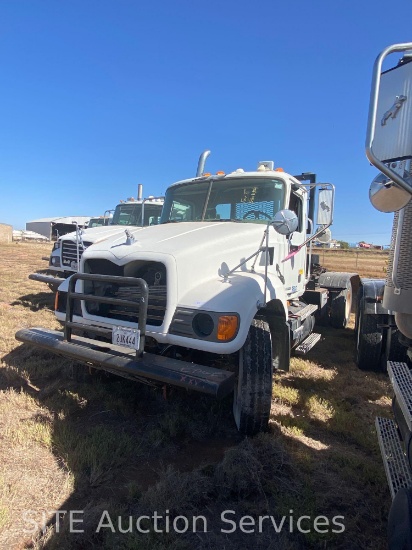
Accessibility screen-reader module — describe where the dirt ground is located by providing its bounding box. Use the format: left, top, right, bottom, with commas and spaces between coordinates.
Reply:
0, 242, 393, 549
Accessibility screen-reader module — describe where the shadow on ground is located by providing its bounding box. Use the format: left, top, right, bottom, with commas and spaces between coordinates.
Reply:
11, 292, 55, 312
1, 321, 392, 550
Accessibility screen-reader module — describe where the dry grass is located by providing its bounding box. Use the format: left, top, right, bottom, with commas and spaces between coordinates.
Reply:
0, 241, 393, 549
316, 248, 388, 278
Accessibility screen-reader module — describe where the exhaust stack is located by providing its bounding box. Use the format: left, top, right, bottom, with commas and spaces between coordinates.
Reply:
137, 184, 143, 201
196, 150, 211, 177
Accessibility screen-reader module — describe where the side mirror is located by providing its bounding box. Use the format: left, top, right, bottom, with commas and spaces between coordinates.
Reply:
317, 227, 332, 243
272, 210, 299, 236
366, 44, 412, 199
369, 171, 411, 212
317, 189, 333, 226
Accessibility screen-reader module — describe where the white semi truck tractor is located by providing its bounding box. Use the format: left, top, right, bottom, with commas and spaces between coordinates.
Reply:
16, 152, 359, 436
361, 43, 412, 548
29, 185, 164, 291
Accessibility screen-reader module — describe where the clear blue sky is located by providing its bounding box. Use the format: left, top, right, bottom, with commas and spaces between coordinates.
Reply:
1, 0, 411, 245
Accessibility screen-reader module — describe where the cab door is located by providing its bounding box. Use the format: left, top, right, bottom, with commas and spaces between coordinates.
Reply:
284, 188, 307, 297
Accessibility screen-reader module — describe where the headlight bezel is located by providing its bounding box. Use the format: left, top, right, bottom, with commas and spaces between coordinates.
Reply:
169, 308, 240, 343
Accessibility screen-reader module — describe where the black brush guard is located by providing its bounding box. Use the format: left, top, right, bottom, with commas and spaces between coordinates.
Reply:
15, 273, 235, 398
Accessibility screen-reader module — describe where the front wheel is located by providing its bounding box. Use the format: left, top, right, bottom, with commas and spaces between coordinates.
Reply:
233, 319, 273, 436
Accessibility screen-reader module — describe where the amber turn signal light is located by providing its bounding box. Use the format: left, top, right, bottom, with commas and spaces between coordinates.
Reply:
217, 315, 238, 341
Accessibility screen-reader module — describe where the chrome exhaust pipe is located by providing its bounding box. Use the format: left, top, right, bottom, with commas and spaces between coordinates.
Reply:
196, 150, 211, 177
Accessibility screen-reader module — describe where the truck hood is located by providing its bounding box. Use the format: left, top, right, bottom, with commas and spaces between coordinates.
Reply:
85, 221, 277, 275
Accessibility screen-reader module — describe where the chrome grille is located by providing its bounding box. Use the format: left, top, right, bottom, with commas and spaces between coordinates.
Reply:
109, 285, 167, 325
61, 240, 92, 268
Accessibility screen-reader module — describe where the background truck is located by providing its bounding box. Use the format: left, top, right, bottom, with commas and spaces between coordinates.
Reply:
359, 43, 412, 549
29, 185, 164, 291
17, 150, 359, 436
86, 216, 111, 228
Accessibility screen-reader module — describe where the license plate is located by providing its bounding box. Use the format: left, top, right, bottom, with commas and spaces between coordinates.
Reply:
112, 326, 140, 350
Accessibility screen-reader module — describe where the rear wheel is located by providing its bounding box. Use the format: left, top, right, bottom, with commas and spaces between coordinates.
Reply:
233, 319, 273, 436
330, 287, 352, 328
355, 298, 383, 371
354, 287, 363, 336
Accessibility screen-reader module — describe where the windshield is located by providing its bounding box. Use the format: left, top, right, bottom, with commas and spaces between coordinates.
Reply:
160, 177, 285, 224
88, 218, 108, 228
111, 203, 163, 226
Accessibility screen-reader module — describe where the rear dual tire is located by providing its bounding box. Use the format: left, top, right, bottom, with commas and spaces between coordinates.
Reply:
355, 297, 383, 371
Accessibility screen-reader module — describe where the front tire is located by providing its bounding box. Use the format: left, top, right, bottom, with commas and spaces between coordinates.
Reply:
233, 319, 273, 436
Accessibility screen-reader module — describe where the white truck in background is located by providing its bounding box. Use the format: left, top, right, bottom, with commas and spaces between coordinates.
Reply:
29, 185, 164, 291
86, 216, 111, 228
359, 43, 412, 549
17, 150, 359, 436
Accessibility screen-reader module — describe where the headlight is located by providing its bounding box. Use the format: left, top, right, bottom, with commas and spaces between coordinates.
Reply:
169, 308, 239, 342
192, 313, 214, 337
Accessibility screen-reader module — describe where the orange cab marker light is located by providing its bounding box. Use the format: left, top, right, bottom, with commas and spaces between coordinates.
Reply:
54, 292, 59, 312
275, 167, 285, 172
216, 171, 225, 175
203, 172, 211, 177
217, 315, 238, 341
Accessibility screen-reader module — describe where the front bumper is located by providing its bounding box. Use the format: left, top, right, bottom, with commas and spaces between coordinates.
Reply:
18, 272, 235, 398
29, 270, 67, 290
15, 327, 235, 398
